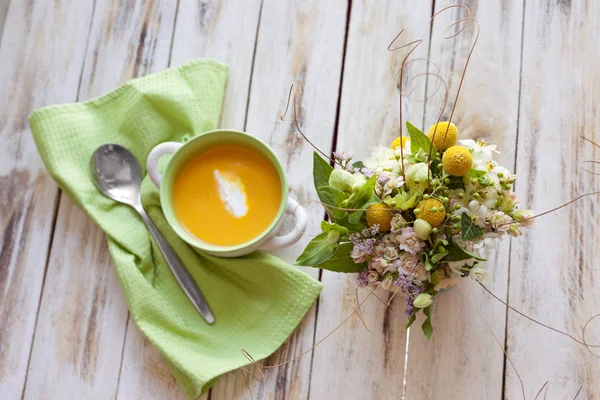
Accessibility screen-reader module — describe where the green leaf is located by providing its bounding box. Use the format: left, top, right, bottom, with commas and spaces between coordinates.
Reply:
407, 121, 436, 157
385, 188, 421, 210
348, 194, 380, 224
468, 169, 487, 178
423, 304, 432, 319
461, 212, 485, 241
399, 189, 421, 210
321, 221, 349, 237
332, 216, 368, 232
295, 232, 338, 266
351, 175, 377, 206
421, 252, 436, 271
313, 242, 366, 273
352, 161, 365, 170
405, 314, 417, 329
313, 152, 333, 191
422, 305, 433, 340
430, 270, 442, 286
446, 176, 466, 190
317, 186, 347, 219
444, 240, 487, 262
430, 250, 448, 264
422, 315, 433, 339
348, 175, 378, 223
406, 148, 429, 163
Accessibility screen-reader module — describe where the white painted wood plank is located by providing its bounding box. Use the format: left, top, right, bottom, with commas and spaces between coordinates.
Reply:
170, 0, 262, 131
507, 1, 600, 398
0, 0, 9, 45
309, 2, 432, 399
23, 1, 178, 399
405, 1, 524, 399
209, 0, 348, 398
0, 1, 94, 398
117, 1, 261, 399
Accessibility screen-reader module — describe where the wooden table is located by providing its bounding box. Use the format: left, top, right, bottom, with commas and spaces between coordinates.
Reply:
1, 1, 599, 399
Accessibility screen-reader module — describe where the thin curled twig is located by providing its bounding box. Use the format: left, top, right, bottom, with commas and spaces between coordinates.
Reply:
534, 381, 549, 400
477, 281, 600, 351
280, 84, 343, 168
496, 191, 600, 227
387, 30, 423, 184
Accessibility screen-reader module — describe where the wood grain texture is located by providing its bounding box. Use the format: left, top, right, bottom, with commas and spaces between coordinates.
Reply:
507, 0, 600, 398
117, 1, 261, 398
170, 0, 262, 131
405, 1, 524, 399
23, 1, 178, 399
208, 0, 348, 398
0, 0, 9, 45
308, 1, 432, 399
0, 1, 94, 398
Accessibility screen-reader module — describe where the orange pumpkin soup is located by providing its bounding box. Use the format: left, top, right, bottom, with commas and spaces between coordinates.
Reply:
172, 145, 282, 246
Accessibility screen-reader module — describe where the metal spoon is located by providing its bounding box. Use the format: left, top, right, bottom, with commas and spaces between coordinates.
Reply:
90, 143, 215, 324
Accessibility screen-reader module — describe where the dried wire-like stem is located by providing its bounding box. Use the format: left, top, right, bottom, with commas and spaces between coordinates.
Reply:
496, 191, 600, 228
387, 30, 424, 182
477, 281, 600, 351
581, 135, 600, 175
280, 84, 343, 167
534, 382, 549, 400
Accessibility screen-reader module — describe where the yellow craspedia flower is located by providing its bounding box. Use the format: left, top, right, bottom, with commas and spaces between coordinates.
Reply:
391, 136, 409, 149
442, 145, 473, 176
427, 121, 458, 150
366, 203, 392, 232
417, 198, 446, 227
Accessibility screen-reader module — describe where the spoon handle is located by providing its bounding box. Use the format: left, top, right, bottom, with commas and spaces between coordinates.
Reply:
136, 206, 215, 324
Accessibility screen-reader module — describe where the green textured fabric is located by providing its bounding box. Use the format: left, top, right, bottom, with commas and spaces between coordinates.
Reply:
29, 59, 322, 399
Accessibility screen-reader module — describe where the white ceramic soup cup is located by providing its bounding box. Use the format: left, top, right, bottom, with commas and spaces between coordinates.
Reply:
146, 129, 307, 257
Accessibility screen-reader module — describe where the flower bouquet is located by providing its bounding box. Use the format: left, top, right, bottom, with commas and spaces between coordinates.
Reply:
295, 121, 534, 338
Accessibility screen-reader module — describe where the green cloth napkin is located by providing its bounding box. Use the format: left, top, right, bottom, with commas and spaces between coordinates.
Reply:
29, 59, 322, 399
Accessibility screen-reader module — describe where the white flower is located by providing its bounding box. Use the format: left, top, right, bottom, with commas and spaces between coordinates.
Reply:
367, 271, 380, 283
448, 258, 477, 274
513, 209, 535, 227
364, 146, 402, 176
397, 227, 426, 255
382, 245, 400, 261
469, 264, 490, 284
459, 138, 500, 165
405, 163, 429, 191
390, 214, 409, 232
413, 293, 433, 308
373, 244, 385, 257
370, 257, 388, 273
413, 219, 433, 240
399, 252, 420, 274
488, 211, 512, 232
467, 201, 491, 225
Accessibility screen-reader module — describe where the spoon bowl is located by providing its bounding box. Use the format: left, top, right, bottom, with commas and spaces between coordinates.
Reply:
90, 144, 143, 206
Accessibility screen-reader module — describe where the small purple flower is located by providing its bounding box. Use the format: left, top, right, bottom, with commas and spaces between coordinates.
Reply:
361, 167, 375, 179
394, 273, 424, 316
357, 270, 369, 286
377, 173, 390, 186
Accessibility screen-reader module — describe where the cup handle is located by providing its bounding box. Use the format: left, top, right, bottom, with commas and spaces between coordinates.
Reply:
146, 142, 183, 188
261, 198, 308, 250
